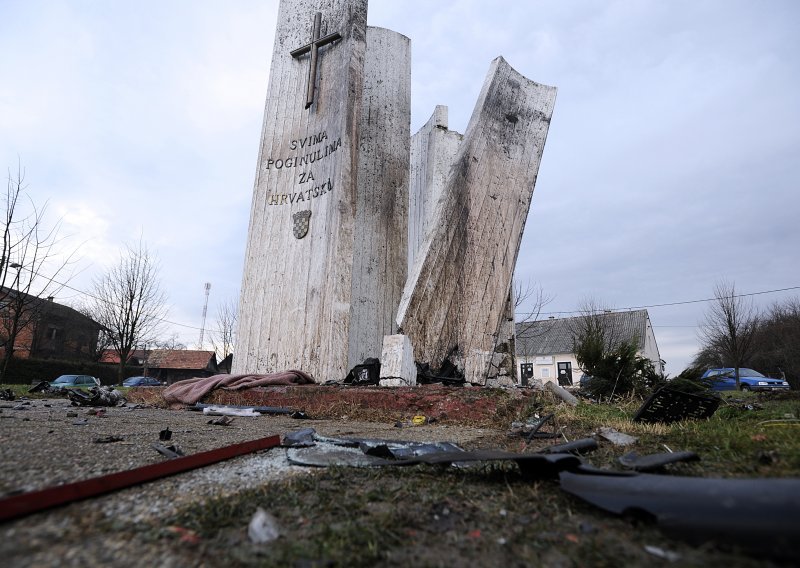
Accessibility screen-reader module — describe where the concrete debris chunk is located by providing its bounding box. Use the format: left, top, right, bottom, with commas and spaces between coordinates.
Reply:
248, 508, 281, 544
597, 427, 637, 446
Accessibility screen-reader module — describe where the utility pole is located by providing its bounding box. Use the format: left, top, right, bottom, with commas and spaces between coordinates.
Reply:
199, 282, 211, 347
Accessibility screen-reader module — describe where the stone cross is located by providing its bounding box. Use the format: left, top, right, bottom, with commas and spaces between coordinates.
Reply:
290, 12, 342, 109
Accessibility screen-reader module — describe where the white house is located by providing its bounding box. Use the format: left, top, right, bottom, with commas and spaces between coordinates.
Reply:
515, 309, 663, 386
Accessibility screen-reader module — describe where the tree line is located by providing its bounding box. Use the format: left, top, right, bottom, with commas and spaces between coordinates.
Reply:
693, 281, 799, 389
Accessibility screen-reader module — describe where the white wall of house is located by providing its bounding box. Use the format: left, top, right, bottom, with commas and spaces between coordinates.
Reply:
517, 352, 581, 385
642, 317, 663, 374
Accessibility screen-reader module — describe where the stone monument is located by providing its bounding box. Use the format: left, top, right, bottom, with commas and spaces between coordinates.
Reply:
235, 0, 556, 385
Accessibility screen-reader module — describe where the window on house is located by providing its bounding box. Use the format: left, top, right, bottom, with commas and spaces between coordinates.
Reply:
541, 367, 551, 379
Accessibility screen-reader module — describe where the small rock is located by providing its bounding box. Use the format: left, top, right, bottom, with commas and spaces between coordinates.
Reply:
248, 508, 280, 544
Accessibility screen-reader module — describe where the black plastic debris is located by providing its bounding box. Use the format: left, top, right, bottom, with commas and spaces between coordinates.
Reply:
617, 450, 700, 472
159, 428, 172, 441
633, 387, 720, 424
416, 357, 465, 386
151, 443, 185, 459
0, 388, 15, 401
390, 450, 581, 480
28, 381, 50, 394
538, 438, 598, 455
68, 386, 125, 407
559, 470, 800, 559
525, 414, 558, 441
343, 358, 381, 385
93, 435, 124, 444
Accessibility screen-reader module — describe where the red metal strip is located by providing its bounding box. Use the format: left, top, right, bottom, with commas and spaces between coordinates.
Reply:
0, 434, 281, 523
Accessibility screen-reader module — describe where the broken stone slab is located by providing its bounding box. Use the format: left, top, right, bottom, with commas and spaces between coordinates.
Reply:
597, 427, 638, 446
379, 334, 417, 386
397, 57, 556, 385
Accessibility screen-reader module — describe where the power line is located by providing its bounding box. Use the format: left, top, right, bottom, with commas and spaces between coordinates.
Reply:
514, 285, 800, 319
22, 270, 207, 332
28, 268, 800, 333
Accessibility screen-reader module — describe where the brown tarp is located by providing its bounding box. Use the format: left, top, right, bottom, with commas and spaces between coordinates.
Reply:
163, 371, 315, 405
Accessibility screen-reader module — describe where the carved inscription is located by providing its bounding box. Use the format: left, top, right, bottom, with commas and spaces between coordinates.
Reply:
265, 130, 340, 205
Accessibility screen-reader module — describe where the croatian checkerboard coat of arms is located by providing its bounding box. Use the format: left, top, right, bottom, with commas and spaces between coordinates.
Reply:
292, 210, 312, 239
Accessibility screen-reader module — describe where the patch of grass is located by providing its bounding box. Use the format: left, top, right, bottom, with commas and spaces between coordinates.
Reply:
161, 462, 773, 567
0, 383, 56, 399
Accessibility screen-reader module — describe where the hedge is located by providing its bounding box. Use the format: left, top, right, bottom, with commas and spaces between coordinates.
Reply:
1, 358, 142, 386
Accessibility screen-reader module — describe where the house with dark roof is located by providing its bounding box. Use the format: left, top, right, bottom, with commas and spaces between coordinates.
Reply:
143, 349, 219, 384
0, 289, 102, 361
515, 309, 662, 386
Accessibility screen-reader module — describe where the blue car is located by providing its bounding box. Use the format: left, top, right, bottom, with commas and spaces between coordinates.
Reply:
122, 376, 163, 387
700, 368, 789, 392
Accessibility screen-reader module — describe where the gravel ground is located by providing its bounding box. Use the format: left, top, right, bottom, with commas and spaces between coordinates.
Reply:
0, 396, 508, 567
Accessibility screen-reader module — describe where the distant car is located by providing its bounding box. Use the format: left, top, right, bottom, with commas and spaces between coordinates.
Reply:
122, 376, 163, 387
50, 374, 101, 389
701, 368, 790, 392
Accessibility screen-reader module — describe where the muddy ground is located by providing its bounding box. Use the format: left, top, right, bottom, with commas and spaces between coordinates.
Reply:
0, 390, 794, 567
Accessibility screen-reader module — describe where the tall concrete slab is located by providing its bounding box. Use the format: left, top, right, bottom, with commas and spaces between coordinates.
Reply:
408, 106, 462, 272
348, 27, 411, 365
397, 57, 557, 385
235, 0, 368, 380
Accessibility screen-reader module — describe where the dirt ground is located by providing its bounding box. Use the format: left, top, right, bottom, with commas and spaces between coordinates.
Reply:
0, 391, 793, 567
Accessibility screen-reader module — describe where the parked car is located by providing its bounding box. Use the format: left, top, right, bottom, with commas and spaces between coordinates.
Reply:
122, 376, 163, 387
700, 368, 790, 392
49, 374, 101, 389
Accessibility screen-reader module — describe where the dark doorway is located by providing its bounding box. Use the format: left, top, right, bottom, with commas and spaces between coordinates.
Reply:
557, 362, 573, 386
520, 363, 534, 386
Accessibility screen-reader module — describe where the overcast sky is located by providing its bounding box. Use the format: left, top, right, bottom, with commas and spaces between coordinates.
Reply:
1, 0, 798, 375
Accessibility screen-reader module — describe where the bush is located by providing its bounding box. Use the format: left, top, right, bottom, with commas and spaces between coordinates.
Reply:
579, 340, 664, 399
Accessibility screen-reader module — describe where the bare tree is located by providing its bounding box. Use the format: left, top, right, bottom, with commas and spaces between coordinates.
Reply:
0, 163, 76, 380
154, 332, 186, 350
87, 240, 168, 382
210, 298, 237, 360
698, 280, 759, 389
513, 280, 553, 337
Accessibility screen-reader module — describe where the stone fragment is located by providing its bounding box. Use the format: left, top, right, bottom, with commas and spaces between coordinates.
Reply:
379, 334, 416, 387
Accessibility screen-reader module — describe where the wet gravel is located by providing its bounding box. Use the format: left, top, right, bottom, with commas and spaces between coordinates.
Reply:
0, 396, 507, 567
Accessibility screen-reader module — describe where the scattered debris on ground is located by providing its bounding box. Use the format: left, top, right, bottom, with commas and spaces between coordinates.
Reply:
559, 469, 800, 560
597, 427, 638, 446
617, 450, 700, 471
68, 386, 125, 407
633, 386, 720, 423
207, 415, 235, 426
